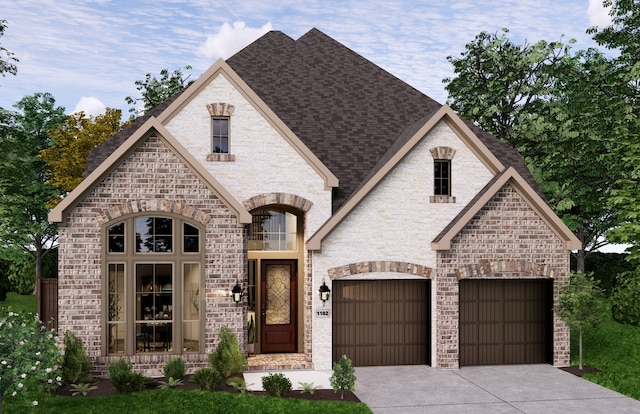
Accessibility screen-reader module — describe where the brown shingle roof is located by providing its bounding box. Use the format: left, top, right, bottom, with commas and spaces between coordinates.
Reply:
86, 28, 542, 210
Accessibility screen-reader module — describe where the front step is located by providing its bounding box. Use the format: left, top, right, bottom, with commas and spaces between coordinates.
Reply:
247, 353, 312, 371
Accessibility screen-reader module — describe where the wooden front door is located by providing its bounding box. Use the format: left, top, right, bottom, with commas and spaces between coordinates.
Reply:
261, 260, 297, 353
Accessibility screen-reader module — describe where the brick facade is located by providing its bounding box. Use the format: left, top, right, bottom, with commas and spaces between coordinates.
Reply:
58, 135, 246, 376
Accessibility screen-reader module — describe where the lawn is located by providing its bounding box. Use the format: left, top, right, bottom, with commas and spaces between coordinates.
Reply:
570, 300, 640, 400
0, 291, 36, 314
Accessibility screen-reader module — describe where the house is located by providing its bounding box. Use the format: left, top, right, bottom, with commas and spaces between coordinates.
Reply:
49, 28, 580, 376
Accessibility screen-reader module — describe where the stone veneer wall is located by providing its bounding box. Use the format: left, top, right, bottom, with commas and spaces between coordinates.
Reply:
435, 183, 570, 369
58, 135, 246, 376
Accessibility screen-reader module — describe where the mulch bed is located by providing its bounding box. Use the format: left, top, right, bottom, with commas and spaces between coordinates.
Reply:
559, 365, 600, 377
57, 375, 361, 403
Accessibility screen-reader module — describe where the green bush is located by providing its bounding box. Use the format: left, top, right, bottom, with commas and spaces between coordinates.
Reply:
61, 331, 93, 384
162, 357, 186, 380
208, 325, 247, 378
330, 354, 356, 399
190, 367, 221, 391
107, 359, 154, 393
611, 269, 640, 326
261, 372, 292, 398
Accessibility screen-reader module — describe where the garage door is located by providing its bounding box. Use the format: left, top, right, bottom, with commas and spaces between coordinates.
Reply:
459, 279, 553, 366
332, 279, 431, 366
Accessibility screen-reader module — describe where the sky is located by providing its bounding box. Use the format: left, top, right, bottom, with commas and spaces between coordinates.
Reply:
0, 0, 614, 117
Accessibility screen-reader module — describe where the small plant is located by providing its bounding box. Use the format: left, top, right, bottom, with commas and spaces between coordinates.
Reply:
299, 381, 321, 394
70, 382, 98, 396
261, 372, 292, 398
61, 331, 93, 384
157, 377, 184, 389
330, 354, 356, 399
226, 376, 252, 393
162, 357, 186, 381
208, 326, 247, 378
107, 359, 154, 393
190, 367, 221, 391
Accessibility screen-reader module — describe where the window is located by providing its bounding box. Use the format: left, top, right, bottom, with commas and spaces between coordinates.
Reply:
434, 160, 451, 196
212, 118, 229, 154
248, 208, 298, 251
105, 216, 202, 355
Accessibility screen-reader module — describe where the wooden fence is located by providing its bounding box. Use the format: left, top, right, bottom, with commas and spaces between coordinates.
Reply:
38, 278, 58, 331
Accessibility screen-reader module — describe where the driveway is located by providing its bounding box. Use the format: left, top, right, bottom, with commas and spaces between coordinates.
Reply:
354, 364, 640, 413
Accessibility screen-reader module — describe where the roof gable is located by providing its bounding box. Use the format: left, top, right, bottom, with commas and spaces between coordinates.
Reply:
431, 167, 581, 251
49, 117, 251, 225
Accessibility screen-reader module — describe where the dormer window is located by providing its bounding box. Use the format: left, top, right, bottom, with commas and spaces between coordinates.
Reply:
212, 118, 229, 153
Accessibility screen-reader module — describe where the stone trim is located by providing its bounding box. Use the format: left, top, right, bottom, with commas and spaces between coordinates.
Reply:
429, 146, 456, 160
96, 200, 211, 225
429, 195, 456, 203
243, 193, 313, 212
456, 260, 558, 280
206, 153, 236, 162
206, 102, 235, 117
328, 261, 433, 280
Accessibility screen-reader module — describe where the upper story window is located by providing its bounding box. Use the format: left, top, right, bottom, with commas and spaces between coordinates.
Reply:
434, 160, 451, 196
136, 217, 173, 253
248, 208, 298, 251
212, 118, 229, 154
108, 222, 125, 253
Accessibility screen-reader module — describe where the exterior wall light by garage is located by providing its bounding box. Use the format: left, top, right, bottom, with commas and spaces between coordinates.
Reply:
318, 279, 331, 306
231, 283, 243, 304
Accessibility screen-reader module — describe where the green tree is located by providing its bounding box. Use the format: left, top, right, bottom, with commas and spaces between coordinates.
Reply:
0, 19, 18, 82
557, 272, 606, 370
589, 0, 640, 264
39, 108, 126, 207
0, 93, 66, 296
125, 65, 192, 117
443, 30, 623, 272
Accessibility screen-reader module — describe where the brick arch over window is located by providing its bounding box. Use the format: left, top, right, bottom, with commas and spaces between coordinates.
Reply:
243, 193, 313, 212
455, 260, 558, 280
96, 200, 211, 225
429, 146, 456, 160
328, 261, 433, 280
206, 102, 235, 117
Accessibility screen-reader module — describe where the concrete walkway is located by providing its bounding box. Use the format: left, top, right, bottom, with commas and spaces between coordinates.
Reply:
354, 364, 640, 413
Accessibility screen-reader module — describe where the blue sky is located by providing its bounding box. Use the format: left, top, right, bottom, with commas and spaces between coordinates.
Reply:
1, 0, 612, 116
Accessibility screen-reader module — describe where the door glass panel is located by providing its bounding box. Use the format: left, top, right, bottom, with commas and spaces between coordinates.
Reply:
265, 264, 290, 325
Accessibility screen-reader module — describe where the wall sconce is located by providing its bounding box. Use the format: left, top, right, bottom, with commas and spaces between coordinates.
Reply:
231, 283, 243, 304
318, 278, 331, 306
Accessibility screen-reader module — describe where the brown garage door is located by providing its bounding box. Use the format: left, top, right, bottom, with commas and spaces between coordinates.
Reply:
332, 279, 431, 366
459, 279, 553, 366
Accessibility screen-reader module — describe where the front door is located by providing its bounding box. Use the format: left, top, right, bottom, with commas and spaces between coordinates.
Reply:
261, 260, 297, 353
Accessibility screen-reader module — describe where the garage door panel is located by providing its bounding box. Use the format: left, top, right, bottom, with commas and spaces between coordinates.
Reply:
333, 280, 430, 366
460, 279, 552, 366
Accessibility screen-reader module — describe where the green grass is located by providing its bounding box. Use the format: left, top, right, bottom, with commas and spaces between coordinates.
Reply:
3, 389, 372, 414
570, 300, 640, 400
0, 291, 37, 314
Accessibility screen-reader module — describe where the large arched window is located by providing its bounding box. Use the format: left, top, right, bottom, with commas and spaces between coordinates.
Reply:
248, 208, 298, 251
105, 215, 203, 356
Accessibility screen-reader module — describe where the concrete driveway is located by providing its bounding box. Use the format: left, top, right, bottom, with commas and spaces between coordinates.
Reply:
354, 364, 640, 413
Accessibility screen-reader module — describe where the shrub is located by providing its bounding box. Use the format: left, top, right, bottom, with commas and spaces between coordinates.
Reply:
107, 359, 153, 393
299, 381, 321, 394
162, 357, 186, 381
227, 376, 251, 393
330, 354, 356, 399
611, 269, 640, 326
157, 377, 183, 389
261, 372, 292, 398
208, 326, 247, 378
61, 331, 93, 384
70, 382, 97, 397
190, 367, 221, 391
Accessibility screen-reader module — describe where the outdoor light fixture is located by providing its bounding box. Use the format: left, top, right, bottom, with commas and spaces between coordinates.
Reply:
231, 283, 243, 304
318, 279, 331, 305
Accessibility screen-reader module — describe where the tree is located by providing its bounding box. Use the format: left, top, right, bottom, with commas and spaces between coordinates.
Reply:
0, 19, 18, 82
557, 272, 606, 370
589, 0, 640, 265
0, 93, 66, 297
443, 30, 623, 272
125, 65, 192, 117
39, 108, 126, 207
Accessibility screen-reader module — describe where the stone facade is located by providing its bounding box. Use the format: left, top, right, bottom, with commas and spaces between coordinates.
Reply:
58, 135, 246, 376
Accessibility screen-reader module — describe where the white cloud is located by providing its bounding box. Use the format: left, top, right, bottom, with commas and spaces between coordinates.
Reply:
588, 0, 613, 28
197, 21, 273, 60
72, 97, 106, 116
